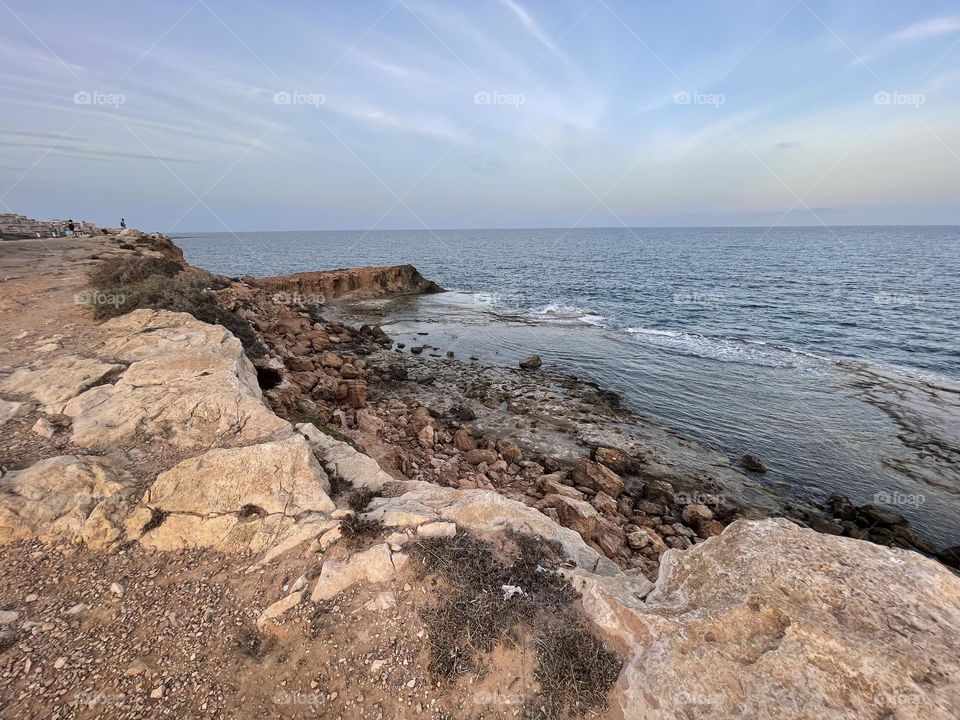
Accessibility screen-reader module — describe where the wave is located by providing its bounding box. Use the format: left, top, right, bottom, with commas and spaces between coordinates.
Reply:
530, 302, 606, 326
625, 327, 828, 369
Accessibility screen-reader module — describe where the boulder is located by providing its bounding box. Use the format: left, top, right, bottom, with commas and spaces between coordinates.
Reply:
311, 544, 397, 601
496, 439, 523, 464
60, 311, 290, 450
464, 449, 497, 466
452, 428, 476, 452
297, 423, 395, 492
518, 355, 542, 370
680, 503, 713, 526
579, 519, 960, 720
0, 455, 131, 548
740, 453, 766, 472
640, 478, 675, 505
131, 435, 334, 551
591, 491, 619, 516
594, 447, 631, 475
571, 459, 624, 498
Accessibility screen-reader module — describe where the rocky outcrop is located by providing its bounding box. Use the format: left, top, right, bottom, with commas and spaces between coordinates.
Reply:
0, 455, 132, 548
577, 518, 960, 720
256, 264, 443, 303
61, 310, 290, 450
363, 481, 621, 575
127, 435, 335, 551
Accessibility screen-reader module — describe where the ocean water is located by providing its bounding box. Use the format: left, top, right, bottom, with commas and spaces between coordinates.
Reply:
177, 226, 960, 547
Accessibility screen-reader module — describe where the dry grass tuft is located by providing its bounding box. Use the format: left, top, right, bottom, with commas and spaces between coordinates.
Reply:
339, 515, 384, 549
409, 531, 620, 717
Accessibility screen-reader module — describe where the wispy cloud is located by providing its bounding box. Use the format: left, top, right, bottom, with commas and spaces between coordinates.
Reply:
852, 15, 960, 66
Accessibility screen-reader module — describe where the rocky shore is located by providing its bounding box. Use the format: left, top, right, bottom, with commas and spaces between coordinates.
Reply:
0, 226, 958, 719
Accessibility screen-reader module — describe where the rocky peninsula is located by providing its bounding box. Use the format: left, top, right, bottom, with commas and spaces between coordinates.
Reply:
0, 224, 958, 719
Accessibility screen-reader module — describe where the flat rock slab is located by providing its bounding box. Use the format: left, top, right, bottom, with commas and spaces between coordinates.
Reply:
0, 455, 131, 548
579, 518, 960, 720
364, 482, 620, 576
129, 435, 335, 551
61, 310, 290, 450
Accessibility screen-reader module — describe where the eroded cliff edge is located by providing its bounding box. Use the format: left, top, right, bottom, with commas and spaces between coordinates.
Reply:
0, 228, 958, 719
255, 264, 444, 303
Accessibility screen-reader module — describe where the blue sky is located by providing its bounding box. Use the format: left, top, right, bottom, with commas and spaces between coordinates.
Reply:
1, 0, 959, 231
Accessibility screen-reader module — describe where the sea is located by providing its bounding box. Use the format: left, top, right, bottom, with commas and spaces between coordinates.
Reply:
176, 226, 960, 548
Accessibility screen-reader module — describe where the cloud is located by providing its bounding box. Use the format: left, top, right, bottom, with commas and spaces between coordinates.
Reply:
851, 15, 960, 66
890, 17, 960, 42
498, 0, 556, 51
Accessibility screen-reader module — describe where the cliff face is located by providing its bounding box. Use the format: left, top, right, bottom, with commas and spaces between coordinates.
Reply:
255, 264, 444, 303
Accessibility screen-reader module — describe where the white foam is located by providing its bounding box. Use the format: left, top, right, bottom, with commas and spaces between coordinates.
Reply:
625, 327, 826, 369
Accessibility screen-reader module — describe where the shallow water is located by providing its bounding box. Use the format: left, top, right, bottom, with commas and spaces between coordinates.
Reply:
177, 226, 960, 547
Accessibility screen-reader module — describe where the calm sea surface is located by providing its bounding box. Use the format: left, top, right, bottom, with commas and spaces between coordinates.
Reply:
177, 226, 960, 547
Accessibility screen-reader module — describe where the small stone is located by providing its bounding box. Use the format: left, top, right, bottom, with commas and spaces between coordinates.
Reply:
53, 657, 67, 669
32, 417, 57, 439
519, 355, 542, 370
126, 659, 148, 677
406, 679, 416, 688
64, 603, 88, 616
24, 594, 39, 603
109, 582, 124, 596
150, 684, 165, 699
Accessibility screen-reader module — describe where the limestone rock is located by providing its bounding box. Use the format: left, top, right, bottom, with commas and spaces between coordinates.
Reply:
132, 435, 334, 551
364, 483, 619, 575
416, 521, 457, 538
579, 519, 960, 720
0, 455, 130, 547
0, 398, 34, 425
311, 544, 396, 601
61, 311, 290, 450
594, 446, 631, 475
518, 355, 542, 370
0, 354, 122, 407
297, 423, 394, 492
257, 590, 305, 627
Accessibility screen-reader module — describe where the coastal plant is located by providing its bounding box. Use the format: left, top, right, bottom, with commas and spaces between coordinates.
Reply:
87, 256, 265, 357
409, 531, 621, 718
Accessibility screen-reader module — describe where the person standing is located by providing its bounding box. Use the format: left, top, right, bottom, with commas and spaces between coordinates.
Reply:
67, 219, 75, 237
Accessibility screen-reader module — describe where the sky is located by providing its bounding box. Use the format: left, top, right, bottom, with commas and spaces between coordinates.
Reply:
1, 0, 959, 232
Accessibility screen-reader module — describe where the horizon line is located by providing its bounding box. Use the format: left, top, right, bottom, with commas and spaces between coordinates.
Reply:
173, 222, 960, 235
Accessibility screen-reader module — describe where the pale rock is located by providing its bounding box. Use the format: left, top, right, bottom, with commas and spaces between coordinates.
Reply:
355, 410, 385, 435
131, 435, 334, 552
311, 544, 396, 601
364, 591, 397, 611
297, 423, 394, 492
580, 519, 960, 720
65, 603, 88, 615
31, 417, 57, 438
0, 455, 130, 547
53, 656, 67, 669
0, 398, 34, 425
316, 526, 342, 550
109, 582, 124, 597
0, 354, 122, 407
125, 659, 148, 677
364, 482, 619, 575
257, 590, 305, 627
61, 310, 290, 450
290, 574, 308, 593
416, 521, 457, 539
0, 610, 19, 625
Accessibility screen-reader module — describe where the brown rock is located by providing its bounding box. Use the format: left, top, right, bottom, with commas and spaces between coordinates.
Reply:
496, 439, 523, 464
343, 380, 367, 409
571, 459, 625, 498
321, 352, 344, 369
594, 447, 631, 475
452, 428, 476, 452
464, 449, 497, 466
591, 491, 619, 516
681, 504, 714, 526
697, 519, 725, 538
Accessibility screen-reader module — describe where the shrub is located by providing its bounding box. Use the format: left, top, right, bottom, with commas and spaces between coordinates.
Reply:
88, 257, 265, 357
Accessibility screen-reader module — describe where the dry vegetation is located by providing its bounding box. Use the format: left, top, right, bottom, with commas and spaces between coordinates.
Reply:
87, 255, 264, 357
410, 532, 622, 719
